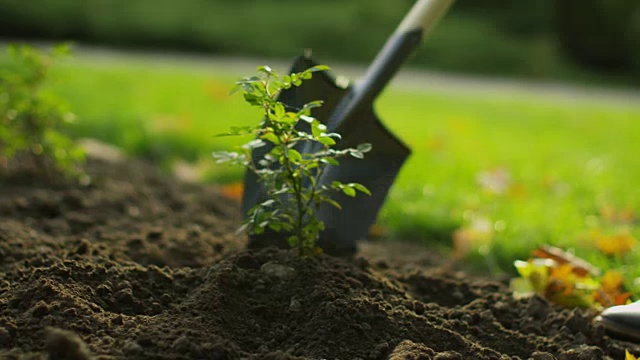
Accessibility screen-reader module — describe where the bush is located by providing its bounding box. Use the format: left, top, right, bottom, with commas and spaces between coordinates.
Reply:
0, 44, 85, 178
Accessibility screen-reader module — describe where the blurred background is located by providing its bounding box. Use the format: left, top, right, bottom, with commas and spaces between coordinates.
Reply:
0, 0, 639, 83
1, 0, 639, 288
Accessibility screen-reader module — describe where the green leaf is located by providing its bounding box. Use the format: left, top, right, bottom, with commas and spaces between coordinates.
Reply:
321, 158, 339, 166
311, 124, 324, 138
214, 125, 256, 137
241, 83, 255, 93
242, 139, 266, 149
342, 186, 356, 197
287, 149, 302, 163
357, 143, 372, 153
235, 222, 251, 235
309, 65, 330, 72
323, 197, 342, 210
280, 113, 297, 124
318, 136, 336, 146
257, 65, 273, 75
261, 199, 276, 207
288, 236, 299, 247
259, 221, 269, 228
303, 100, 324, 110
351, 183, 371, 196
300, 115, 315, 123
270, 146, 283, 156
229, 84, 242, 96
243, 93, 261, 106
261, 132, 280, 144
274, 103, 285, 119
350, 150, 364, 159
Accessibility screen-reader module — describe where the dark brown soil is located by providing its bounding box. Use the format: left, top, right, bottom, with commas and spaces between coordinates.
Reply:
1, 156, 639, 360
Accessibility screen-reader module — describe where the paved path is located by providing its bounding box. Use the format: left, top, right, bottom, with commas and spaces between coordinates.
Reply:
7, 42, 640, 108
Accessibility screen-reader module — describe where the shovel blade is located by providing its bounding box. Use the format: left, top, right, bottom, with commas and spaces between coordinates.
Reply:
242, 56, 411, 254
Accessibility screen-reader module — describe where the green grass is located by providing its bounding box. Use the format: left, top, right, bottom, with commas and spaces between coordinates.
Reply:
20, 53, 640, 294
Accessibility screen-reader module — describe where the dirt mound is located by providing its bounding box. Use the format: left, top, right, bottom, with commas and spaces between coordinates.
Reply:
0, 156, 638, 359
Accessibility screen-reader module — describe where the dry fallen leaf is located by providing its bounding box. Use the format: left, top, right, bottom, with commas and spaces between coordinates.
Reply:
512, 246, 634, 310
532, 245, 600, 277
512, 257, 597, 309
593, 270, 633, 308
220, 182, 244, 202
596, 231, 637, 257
368, 224, 386, 239
600, 205, 636, 225
453, 216, 493, 258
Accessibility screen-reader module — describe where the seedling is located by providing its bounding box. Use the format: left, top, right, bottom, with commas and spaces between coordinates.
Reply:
213, 65, 371, 257
0, 44, 84, 179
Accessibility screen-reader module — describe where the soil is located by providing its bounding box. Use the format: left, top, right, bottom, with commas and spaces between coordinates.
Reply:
1, 154, 639, 360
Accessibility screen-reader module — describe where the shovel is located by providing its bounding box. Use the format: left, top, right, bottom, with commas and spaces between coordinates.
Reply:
243, 0, 455, 255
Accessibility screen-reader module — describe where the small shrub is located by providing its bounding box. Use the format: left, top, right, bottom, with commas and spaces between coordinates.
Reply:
0, 43, 85, 179
214, 65, 371, 257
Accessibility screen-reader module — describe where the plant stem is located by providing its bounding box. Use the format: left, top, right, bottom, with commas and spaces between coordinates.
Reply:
295, 176, 305, 255
278, 131, 305, 255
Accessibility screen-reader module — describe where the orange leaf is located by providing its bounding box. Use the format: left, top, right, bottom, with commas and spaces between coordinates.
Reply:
368, 224, 386, 239
596, 231, 637, 256
600, 205, 636, 225
532, 246, 599, 277
220, 182, 244, 202
550, 263, 574, 282
615, 292, 633, 306
601, 270, 624, 293
618, 207, 636, 224
206, 79, 232, 101
452, 217, 493, 258
594, 271, 633, 308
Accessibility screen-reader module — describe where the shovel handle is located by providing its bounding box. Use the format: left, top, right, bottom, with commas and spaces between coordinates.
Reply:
396, 0, 455, 38
355, 0, 454, 103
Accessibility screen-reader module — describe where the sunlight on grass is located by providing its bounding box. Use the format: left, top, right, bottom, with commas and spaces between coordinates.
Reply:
43, 55, 640, 292
376, 91, 640, 277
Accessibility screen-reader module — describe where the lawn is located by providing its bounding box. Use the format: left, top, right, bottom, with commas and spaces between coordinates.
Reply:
36, 52, 640, 292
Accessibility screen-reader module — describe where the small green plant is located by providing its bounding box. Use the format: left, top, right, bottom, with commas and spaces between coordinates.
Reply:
214, 65, 371, 257
0, 43, 84, 178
